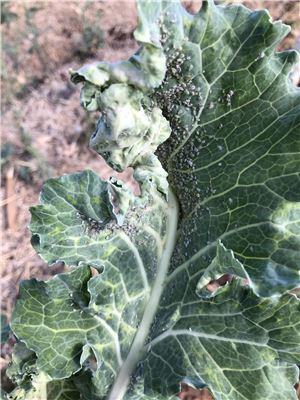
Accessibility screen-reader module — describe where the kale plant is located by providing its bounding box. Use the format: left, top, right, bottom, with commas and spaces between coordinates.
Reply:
5, 1, 300, 399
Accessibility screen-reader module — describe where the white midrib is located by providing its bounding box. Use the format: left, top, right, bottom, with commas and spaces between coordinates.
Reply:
107, 189, 179, 400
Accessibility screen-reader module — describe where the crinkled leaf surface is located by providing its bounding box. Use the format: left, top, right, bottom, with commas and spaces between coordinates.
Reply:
11, 261, 300, 399
29, 169, 168, 276
6, 342, 81, 400
9, 0, 300, 399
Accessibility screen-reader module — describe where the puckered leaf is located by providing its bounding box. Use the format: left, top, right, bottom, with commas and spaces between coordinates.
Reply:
6, 342, 81, 400
9, 0, 300, 399
11, 263, 300, 400
6, 342, 36, 379
13, 164, 173, 398
30, 169, 168, 273
70, 0, 300, 297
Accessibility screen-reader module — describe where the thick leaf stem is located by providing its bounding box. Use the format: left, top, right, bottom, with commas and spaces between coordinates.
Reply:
107, 188, 179, 400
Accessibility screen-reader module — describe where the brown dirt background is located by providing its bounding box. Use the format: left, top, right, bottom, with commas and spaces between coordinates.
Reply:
1, 1, 300, 398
